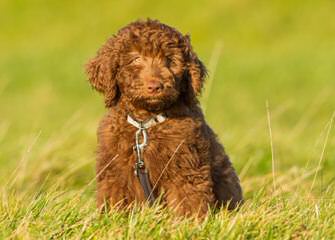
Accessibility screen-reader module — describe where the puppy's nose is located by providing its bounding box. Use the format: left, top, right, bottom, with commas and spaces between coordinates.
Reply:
147, 80, 163, 93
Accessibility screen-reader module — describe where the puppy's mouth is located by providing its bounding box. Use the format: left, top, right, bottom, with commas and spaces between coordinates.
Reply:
133, 92, 179, 111
145, 95, 165, 103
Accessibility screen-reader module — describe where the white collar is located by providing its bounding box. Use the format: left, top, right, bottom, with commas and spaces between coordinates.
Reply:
127, 113, 166, 129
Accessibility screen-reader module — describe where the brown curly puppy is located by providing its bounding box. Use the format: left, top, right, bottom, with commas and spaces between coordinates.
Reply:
86, 19, 243, 217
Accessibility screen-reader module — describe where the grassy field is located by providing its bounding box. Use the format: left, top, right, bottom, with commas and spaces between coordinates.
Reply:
1, 0, 335, 239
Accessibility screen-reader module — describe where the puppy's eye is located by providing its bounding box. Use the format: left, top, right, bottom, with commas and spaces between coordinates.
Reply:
165, 57, 173, 67
131, 57, 141, 64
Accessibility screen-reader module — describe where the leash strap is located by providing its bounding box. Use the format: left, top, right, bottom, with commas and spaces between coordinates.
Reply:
127, 114, 166, 205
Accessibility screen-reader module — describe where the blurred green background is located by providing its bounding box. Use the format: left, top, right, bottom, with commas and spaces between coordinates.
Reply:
0, 0, 334, 193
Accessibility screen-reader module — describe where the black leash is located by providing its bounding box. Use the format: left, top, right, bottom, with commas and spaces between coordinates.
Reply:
127, 114, 166, 205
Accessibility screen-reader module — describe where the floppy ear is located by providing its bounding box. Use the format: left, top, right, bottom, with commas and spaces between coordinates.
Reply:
85, 37, 120, 107
183, 35, 207, 104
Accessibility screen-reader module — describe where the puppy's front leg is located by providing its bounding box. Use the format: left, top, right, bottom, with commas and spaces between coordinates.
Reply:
162, 165, 215, 217
96, 176, 130, 210
210, 141, 243, 209
95, 153, 132, 210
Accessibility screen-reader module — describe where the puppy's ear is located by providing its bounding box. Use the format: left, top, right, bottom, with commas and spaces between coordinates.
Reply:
85, 37, 120, 107
183, 35, 207, 103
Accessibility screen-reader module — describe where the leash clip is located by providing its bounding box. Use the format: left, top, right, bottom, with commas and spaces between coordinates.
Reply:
134, 124, 148, 175
126, 114, 166, 204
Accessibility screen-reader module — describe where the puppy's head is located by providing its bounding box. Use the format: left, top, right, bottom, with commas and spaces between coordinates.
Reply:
86, 19, 207, 111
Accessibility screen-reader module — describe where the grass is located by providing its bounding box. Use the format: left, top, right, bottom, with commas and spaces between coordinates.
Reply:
0, 0, 335, 239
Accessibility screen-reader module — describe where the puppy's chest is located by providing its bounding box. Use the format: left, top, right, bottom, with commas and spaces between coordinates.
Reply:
117, 124, 186, 156
112, 120, 198, 165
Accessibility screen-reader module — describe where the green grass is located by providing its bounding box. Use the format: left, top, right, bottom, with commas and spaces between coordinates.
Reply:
0, 0, 335, 239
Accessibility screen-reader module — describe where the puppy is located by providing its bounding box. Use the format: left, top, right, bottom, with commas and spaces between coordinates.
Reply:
86, 19, 243, 216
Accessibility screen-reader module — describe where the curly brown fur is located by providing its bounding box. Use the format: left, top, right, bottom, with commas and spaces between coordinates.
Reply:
86, 19, 243, 217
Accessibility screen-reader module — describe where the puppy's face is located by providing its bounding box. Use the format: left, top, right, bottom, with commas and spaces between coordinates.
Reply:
118, 49, 185, 111
86, 20, 207, 109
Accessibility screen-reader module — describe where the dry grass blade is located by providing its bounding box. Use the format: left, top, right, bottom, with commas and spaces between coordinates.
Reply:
7, 130, 42, 188
232, 100, 292, 151
148, 140, 185, 200
287, 89, 331, 141
309, 111, 335, 193
266, 100, 276, 192
202, 41, 223, 114
87, 154, 119, 188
